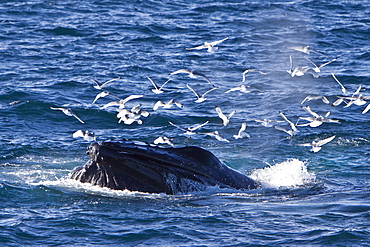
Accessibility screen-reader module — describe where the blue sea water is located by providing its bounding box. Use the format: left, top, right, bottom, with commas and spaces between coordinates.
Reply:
1, 0, 370, 246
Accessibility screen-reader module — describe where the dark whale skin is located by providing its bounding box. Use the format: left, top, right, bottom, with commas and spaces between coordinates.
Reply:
70, 140, 260, 194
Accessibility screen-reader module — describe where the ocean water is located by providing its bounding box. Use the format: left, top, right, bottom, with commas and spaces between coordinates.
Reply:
1, 0, 370, 246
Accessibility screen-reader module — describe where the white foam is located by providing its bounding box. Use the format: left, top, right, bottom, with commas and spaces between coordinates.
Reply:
249, 159, 316, 189
39, 178, 165, 199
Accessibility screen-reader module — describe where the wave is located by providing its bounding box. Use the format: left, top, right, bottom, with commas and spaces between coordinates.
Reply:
250, 158, 316, 189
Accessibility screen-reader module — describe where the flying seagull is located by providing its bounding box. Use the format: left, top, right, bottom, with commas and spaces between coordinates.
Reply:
331, 72, 347, 94
72, 130, 96, 142
90, 77, 120, 90
304, 56, 337, 73
187, 84, 218, 103
101, 94, 144, 109
297, 135, 336, 153
287, 45, 324, 56
146, 76, 171, 94
215, 106, 236, 126
233, 122, 250, 139
169, 120, 209, 136
170, 69, 214, 86
185, 37, 228, 53
241, 69, 267, 83
50, 107, 85, 124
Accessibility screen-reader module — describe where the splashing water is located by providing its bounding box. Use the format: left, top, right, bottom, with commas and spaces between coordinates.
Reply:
249, 159, 316, 189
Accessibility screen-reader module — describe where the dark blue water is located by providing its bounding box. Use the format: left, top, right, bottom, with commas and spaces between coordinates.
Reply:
1, 0, 370, 246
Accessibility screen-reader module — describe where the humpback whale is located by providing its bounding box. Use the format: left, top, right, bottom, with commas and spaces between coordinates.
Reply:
70, 140, 260, 194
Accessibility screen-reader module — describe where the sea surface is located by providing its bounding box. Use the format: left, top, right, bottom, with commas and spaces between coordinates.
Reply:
1, 0, 369, 246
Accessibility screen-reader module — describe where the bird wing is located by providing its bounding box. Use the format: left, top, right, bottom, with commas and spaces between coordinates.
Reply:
192, 71, 213, 85
352, 84, 363, 97
237, 122, 247, 135
189, 120, 209, 131
319, 58, 337, 69
362, 103, 370, 114
159, 78, 171, 90
185, 44, 208, 50
69, 110, 85, 124
321, 96, 330, 104
297, 143, 313, 147
316, 135, 336, 147
304, 56, 319, 69
301, 105, 320, 118
202, 86, 218, 97
225, 86, 242, 93
92, 91, 110, 104
228, 110, 236, 120
90, 78, 102, 87
146, 76, 159, 90
72, 130, 84, 138
101, 101, 120, 109
169, 69, 191, 76
186, 84, 201, 98
279, 111, 295, 128
215, 106, 227, 123
331, 72, 347, 94
274, 126, 294, 136
168, 121, 189, 132
121, 94, 144, 105
209, 37, 228, 46
99, 77, 120, 88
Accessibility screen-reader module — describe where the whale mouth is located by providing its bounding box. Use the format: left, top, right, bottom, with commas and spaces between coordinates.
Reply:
70, 140, 260, 194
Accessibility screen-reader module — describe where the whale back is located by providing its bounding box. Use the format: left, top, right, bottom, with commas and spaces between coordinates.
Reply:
70, 140, 259, 194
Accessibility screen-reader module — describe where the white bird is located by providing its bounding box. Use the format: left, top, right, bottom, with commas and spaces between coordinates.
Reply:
287, 55, 318, 78
298, 135, 336, 153
153, 99, 183, 111
101, 94, 144, 109
168, 121, 209, 136
301, 95, 330, 105
333, 85, 369, 107
90, 77, 120, 90
187, 84, 218, 103
153, 136, 173, 146
331, 72, 347, 94
343, 95, 368, 108
92, 91, 120, 104
185, 37, 228, 53
146, 76, 171, 94
170, 69, 214, 86
72, 130, 96, 142
225, 84, 250, 94
215, 106, 236, 126
130, 104, 150, 117
252, 119, 284, 127
343, 85, 369, 107
287, 45, 324, 56
202, 131, 229, 142
292, 66, 318, 78
233, 122, 250, 139
117, 109, 142, 125
241, 69, 267, 83
304, 56, 337, 73
117, 104, 149, 125
50, 107, 85, 124
298, 106, 340, 127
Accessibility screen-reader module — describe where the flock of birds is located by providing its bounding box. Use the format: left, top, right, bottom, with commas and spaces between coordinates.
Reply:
50, 38, 369, 153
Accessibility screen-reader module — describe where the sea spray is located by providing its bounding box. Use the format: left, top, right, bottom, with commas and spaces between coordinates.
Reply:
249, 159, 316, 189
